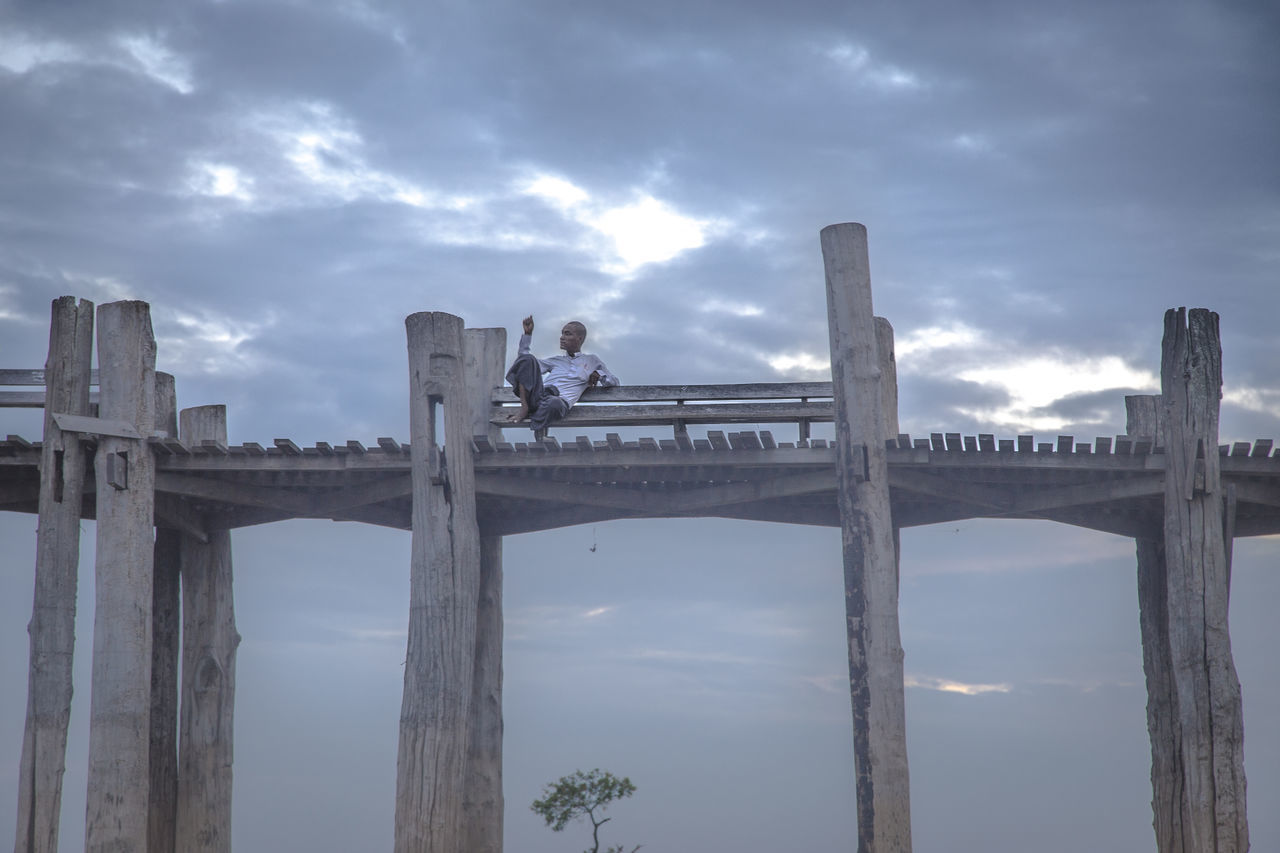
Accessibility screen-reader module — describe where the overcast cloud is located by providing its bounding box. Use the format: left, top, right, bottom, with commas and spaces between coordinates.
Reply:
1, 1, 1277, 851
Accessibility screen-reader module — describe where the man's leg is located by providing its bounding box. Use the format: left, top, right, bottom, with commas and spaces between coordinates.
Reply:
504, 353, 544, 422
529, 395, 569, 433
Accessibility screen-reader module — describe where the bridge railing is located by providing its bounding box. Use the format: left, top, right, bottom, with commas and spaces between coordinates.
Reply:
0, 368, 100, 409
489, 381, 834, 439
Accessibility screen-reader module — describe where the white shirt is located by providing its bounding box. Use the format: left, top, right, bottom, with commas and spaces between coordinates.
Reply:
518, 333, 619, 407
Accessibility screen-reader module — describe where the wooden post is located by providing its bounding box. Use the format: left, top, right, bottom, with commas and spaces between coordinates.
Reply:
1127, 394, 1188, 853
821, 223, 912, 853
175, 405, 240, 853
14, 296, 94, 853
396, 312, 483, 853
874, 317, 899, 441
462, 327, 507, 853
86, 300, 157, 853
1158, 308, 1248, 852
149, 372, 181, 853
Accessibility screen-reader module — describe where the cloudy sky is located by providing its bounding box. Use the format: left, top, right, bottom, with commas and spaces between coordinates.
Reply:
1, 1, 1278, 850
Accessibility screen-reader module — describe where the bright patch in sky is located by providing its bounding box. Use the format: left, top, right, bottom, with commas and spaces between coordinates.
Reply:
768, 352, 829, 376
700, 298, 764, 317
521, 171, 713, 274
0, 33, 82, 72
590, 196, 709, 272
825, 42, 925, 92
895, 322, 983, 358
959, 355, 1159, 430
117, 34, 193, 94
188, 162, 255, 202
905, 674, 1012, 695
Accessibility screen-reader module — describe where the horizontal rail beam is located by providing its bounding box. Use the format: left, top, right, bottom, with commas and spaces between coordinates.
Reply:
489, 381, 833, 404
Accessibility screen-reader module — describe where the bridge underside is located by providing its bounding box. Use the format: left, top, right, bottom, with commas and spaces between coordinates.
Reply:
3, 429, 1277, 540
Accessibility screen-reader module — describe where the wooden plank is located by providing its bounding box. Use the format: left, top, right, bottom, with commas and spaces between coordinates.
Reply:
346, 440, 366, 454
1133, 438, 1153, 456
314, 441, 333, 456
1017, 435, 1033, 453
275, 438, 302, 455
945, 433, 961, 451
1115, 436, 1133, 455
930, 433, 945, 451
490, 400, 835, 427
51, 411, 142, 440
978, 434, 995, 453
1037, 443, 1053, 454
1230, 441, 1251, 457
998, 439, 1014, 452
1251, 439, 1273, 458
1075, 444, 1091, 455
376, 437, 400, 454
489, 381, 835, 404
472, 435, 495, 453
0, 368, 100, 386
963, 435, 978, 453
1057, 435, 1073, 454
1095, 436, 1112, 455
707, 431, 730, 450
760, 431, 777, 450
638, 437, 659, 452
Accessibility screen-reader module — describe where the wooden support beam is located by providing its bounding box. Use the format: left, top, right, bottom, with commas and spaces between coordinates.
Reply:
822, 222, 911, 853
86, 300, 157, 853
176, 405, 240, 853
396, 312, 483, 853
15, 296, 94, 853
463, 327, 507, 853
1158, 308, 1248, 852
149, 372, 181, 853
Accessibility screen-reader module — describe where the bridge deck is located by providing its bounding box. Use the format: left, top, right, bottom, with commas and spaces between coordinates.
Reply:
3, 430, 1278, 539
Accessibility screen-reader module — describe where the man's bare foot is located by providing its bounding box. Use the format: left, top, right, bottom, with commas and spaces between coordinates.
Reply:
506, 406, 529, 423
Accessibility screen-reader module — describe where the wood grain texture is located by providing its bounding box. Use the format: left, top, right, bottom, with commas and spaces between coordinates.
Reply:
15, 296, 94, 853
1159, 309, 1248, 853
463, 327, 506, 853
149, 372, 180, 853
86, 300, 156, 853
396, 312, 482, 853
822, 223, 911, 853
175, 405, 240, 853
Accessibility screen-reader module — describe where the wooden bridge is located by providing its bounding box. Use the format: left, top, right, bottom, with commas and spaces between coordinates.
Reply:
3, 223, 1269, 853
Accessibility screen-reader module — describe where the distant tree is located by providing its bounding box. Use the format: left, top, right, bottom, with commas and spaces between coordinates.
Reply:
530, 768, 641, 853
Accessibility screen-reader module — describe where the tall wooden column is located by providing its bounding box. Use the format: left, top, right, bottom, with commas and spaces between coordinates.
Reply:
15, 296, 94, 853
175, 405, 240, 853
1157, 308, 1248, 852
149, 372, 181, 853
462, 327, 508, 853
821, 223, 911, 853
1127, 394, 1188, 852
396, 312, 483, 853
86, 300, 157, 853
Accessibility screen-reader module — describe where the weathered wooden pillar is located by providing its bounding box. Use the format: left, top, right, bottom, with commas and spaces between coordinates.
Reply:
85, 300, 157, 853
175, 405, 239, 853
1127, 394, 1188, 852
461, 327, 508, 853
14, 296, 94, 853
396, 312, 483, 853
1157, 308, 1248, 852
149, 372, 181, 853
821, 223, 911, 853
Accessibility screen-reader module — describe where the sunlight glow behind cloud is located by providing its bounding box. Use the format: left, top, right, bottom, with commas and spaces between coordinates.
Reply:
906, 675, 1012, 695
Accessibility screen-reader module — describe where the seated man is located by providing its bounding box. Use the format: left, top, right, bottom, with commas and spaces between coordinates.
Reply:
505, 315, 619, 432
